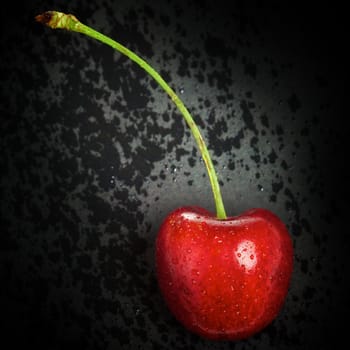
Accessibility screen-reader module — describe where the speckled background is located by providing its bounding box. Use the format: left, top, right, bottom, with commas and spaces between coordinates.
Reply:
0, 1, 348, 349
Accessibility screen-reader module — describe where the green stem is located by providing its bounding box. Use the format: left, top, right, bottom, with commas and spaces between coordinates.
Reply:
36, 11, 227, 219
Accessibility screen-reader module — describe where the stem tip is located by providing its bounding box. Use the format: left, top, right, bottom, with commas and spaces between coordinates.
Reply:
35, 12, 54, 26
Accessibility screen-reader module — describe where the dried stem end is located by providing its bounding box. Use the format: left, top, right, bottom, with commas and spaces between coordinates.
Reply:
35, 11, 79, 31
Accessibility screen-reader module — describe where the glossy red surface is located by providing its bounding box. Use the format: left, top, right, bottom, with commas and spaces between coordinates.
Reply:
156, 207, 293, 340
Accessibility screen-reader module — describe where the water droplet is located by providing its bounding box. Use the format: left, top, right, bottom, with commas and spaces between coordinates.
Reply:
179, 87, 184, 94
201, 289, 207, 295
250, 254, 254, 260
168, 282, 173, 286
187, 248, 192, 253
192, 279, 196, 284
237, 253, 241, 258
236, 311, 240, 315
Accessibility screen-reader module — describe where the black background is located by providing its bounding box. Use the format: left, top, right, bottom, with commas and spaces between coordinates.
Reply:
0, 1, 348, 349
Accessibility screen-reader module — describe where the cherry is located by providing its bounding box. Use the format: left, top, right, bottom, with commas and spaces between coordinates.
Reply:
36, 11, 293, 340
156, 207, 293, 340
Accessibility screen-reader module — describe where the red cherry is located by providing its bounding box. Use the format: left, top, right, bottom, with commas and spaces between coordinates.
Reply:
36, 15, 294, 340
156, 206, 293, 340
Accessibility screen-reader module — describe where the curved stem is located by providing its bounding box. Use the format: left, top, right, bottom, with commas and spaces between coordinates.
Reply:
36, 11, 227, 219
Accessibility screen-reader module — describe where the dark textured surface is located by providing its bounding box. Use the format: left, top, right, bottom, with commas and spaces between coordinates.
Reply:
0, 1, 347, 349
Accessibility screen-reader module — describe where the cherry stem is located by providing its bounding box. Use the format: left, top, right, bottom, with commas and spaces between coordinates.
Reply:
36, 11, 227, 219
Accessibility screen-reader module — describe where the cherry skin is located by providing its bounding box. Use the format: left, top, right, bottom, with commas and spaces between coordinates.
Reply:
156, 206, 293, 340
